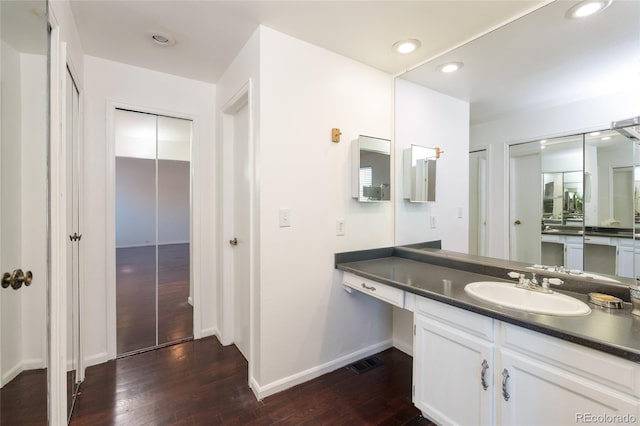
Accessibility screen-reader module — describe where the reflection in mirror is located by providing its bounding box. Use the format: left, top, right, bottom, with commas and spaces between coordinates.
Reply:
403, 144, 437, 202
352, 135, 391, 202
395, 0, 639, 284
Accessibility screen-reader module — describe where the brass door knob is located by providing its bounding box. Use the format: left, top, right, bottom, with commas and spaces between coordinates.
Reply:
1, 269, 33, 290
514, 220, 522, 225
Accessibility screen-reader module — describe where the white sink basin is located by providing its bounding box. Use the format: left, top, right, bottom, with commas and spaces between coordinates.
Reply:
464, 281, 591, 316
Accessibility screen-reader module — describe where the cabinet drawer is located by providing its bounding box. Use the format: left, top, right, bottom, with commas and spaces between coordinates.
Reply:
584, 235, 613, 246
342, 272, 404, 308
500, 323, 640, 397
415, 296, 494, 342
541, 234, 562, 243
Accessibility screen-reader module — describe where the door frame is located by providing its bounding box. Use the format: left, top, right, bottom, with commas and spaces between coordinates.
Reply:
105, 102, 200, 360
218, 80, 258, 393
469, 145, 491, 256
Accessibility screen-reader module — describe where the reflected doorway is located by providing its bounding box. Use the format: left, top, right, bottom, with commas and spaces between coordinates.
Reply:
114, 109, 193, 356
469, 149, 488, 256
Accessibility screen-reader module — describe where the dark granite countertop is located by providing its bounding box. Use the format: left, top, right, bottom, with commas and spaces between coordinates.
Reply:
335, 245, 640, 363
541, 226, 638, 239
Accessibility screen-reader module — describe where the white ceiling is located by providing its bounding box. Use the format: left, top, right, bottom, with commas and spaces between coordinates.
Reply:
401, 0, 640, 124
68, 0, 547, 83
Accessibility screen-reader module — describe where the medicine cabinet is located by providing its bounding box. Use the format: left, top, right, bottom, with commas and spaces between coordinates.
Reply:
403, 144, 437, 202
352, 135, 391, 202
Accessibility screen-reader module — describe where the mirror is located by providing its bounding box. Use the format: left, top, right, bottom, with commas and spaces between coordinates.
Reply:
352, 135, 391, 202
403, 144, 437, 202
395, 0, 640, 284
0, 0, 49, 423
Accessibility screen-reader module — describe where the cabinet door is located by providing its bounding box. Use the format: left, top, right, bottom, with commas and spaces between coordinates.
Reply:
414, 314, 494, 426
498, 349, 640, 426
617, 245, 634, 277
564, 243, 584, 270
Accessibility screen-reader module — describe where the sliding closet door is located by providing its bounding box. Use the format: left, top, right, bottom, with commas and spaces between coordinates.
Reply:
115, 110, 158, 354
115, 109, 192, 356
157, 116, 192, 345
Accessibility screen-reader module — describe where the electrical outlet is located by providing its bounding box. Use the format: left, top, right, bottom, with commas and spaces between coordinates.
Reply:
336, 219, 345, 236
430, 215, 436, 229
458, 207, 463, 219
279, 209, 291, 227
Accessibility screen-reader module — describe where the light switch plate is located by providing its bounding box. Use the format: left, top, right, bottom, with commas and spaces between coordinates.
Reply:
279, 209, 291, 227
430, 215, 436, 229
336, 219, 345, 236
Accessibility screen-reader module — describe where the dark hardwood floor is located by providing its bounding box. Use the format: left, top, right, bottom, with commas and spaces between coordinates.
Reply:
0, 368, 47, 425
116, 243, 193, 354
71, 337, 434, 425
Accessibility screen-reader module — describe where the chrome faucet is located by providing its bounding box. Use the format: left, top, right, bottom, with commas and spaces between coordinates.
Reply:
507, 272, 563, 293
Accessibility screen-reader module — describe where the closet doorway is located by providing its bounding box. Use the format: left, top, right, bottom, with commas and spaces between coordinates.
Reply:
114, 109, 193, 356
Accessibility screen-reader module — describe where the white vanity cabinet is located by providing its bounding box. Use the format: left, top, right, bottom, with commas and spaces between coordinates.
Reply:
497, 324, 640, 426
412, 295, 640, 426
413, 297, 494, 426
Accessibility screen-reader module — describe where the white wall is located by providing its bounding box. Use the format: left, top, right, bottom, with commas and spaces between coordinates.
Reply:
253, 26, 395, 394
115, 158, 190, 248
394, 79, 470, 251
83, 56, 216, 365
392, 78, 470, 355
471, 90, 640, 259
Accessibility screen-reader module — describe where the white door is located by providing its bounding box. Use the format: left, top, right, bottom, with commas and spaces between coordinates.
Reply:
0, 3, 49, 421
414, 314, 494, 426
65, 67, 82, 415
232, 102, 251, 361
509, 146, 541, 263
469, 149, 488, 256
498, 349, 640, 426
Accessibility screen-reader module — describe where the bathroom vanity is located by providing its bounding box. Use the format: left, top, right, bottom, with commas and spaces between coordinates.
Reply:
336, 245, 640, 426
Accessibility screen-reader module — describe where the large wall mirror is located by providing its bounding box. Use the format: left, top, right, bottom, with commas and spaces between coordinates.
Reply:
395, 0, 640, 284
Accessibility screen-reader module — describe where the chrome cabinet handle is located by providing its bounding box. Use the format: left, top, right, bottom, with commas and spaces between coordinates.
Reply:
361, 283, 376, 291
481, 359, 489, 390
502, 368, 511, 401
229, 237, 238, 246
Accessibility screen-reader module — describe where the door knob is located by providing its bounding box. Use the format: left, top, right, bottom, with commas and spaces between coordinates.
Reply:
229, 237, 238, 246
2, 269, 33, 290
514, 220, 522, 225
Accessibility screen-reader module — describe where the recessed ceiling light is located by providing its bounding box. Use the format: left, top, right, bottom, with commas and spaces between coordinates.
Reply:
566, 0, 612, 19
602, 136, 612, 141
541, 146, 547, 150
540, 139, 548, 144
149, 31, 176, 47
589, 131, 601, 136
436, 62, 464, 73
392, 39, 421, 54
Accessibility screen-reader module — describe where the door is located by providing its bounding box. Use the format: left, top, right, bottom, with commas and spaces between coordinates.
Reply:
114, 109, 193, 355
469, 149, 488, 256
509, 145, 541, 263
498, 349, 640, 426
0, 1, 49, 422
232, 102, 250, 361
65, 66, 82, 418
414, 314, 493, 426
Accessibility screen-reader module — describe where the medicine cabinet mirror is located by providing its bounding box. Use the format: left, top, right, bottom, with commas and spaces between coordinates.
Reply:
352, 135, 391, 202
403, 144, 437, 202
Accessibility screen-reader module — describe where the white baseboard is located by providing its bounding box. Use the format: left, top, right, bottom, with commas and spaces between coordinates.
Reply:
201, 326, 218, 339
1, 358, 46, 386
251, 339, 393, 400
84, 351, 109, 368
393, 338, 413, 357
1, 362, 23, 386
